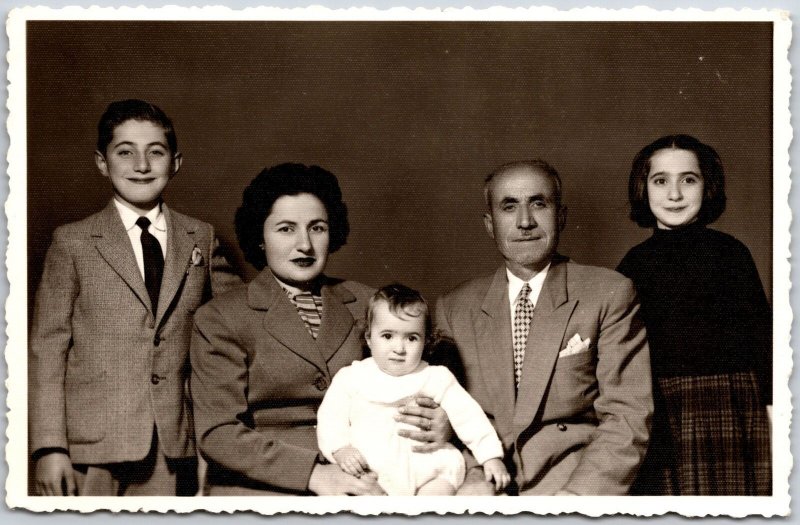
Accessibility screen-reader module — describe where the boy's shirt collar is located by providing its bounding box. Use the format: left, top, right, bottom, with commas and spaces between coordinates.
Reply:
113, 198, 166, 233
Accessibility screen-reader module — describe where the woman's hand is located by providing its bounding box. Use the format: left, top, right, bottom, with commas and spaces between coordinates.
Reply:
332, 446, 370, 477
308, 463, 385, 495
395, 396, 453, 452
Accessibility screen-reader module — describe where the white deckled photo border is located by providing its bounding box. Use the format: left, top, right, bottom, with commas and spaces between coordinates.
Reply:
4, 5, 792, 517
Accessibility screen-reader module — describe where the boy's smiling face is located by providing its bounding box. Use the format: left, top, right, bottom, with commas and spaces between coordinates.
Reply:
95, 119, 181, 214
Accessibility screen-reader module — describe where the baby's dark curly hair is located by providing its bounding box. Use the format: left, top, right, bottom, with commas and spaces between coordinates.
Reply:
365, 283, 437, 360
234, 163, 350, 270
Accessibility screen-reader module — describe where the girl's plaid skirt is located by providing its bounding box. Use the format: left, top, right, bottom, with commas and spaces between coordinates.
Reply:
632, 371, 771, 495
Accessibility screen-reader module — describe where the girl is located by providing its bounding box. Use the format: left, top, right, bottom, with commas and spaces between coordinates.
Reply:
317, 284, 510, 495
618, 135, 771, 495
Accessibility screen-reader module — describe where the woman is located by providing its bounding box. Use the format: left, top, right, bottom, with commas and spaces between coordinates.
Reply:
618, 135, 771, 495
190, 163, 448, 495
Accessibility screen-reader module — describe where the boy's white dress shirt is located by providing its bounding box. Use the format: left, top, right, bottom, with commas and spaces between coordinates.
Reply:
113, 198, 167, 280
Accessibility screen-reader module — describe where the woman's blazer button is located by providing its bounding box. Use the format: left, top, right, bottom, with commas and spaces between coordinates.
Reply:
313, 375, 328, 391
557, 423, 567, 432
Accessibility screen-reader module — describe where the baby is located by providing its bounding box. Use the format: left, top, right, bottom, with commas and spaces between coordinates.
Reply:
317, 284, 510, 495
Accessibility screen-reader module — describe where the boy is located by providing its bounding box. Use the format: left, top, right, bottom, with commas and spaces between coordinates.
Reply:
29, 99, 239, 496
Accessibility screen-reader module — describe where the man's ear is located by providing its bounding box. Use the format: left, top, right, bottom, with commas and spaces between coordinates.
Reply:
483, 212, 495, 240
171, 152, 183, 177
558, 205, 568, 232
94, 150, 109, 177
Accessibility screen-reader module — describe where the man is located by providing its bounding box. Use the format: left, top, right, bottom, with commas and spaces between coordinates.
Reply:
435, 160, 652, 495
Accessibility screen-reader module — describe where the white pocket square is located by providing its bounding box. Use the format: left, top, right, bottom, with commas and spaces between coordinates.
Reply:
559, 333, 591, 358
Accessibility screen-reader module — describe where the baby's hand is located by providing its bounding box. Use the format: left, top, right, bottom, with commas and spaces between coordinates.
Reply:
482, 458, 511, 492
332, 446, 370, 477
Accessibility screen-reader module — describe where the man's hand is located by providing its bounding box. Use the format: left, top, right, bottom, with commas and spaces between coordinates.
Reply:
332, 446, 370, 477
34, 452, 76, 496
482, 458, 511, 491
395, 396, 453, 452
308, 463, 385, 495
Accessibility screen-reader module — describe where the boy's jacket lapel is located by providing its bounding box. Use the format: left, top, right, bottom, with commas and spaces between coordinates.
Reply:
92, 202, 152, 314
156, 205, 197, 326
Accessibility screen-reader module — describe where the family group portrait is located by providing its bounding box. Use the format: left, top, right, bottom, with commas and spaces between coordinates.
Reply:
7, 7, 789, 517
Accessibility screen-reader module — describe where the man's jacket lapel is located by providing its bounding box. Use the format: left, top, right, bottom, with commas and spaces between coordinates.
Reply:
476, 266, 516, 426
513, 256, 577, 434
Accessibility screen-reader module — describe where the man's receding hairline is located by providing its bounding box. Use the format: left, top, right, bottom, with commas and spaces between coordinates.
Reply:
484, 165, 562, 206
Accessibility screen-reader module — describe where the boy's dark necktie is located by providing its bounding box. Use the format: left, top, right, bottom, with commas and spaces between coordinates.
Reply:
136, 216, 164, 312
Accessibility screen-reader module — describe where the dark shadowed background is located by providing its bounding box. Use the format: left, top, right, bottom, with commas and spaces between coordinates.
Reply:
26, 21, 773, 314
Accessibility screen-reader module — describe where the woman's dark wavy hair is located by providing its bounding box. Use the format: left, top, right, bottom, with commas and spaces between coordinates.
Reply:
235, 163, 350, 270
628, 134, 726, 228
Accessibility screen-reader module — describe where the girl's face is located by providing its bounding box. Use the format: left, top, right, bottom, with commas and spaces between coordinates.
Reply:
366, 301, 426, 377
646, 148, 705, 230
262, 193, 330, 288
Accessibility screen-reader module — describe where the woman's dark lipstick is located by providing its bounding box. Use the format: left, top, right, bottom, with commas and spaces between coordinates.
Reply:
292, 257, 316, 267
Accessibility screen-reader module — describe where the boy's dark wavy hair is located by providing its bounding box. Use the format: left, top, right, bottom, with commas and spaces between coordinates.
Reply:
235, 163, 350, 270
97, 99, 177, 154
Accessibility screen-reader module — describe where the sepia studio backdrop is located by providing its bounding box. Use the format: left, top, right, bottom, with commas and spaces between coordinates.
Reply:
26, 21, 774, 326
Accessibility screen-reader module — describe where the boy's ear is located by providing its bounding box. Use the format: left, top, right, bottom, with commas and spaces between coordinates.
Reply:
171, 152, 183, 177
94, 150, 110, 177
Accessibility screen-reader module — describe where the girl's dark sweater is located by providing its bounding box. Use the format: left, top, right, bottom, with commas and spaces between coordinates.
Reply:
618, 223, 772, 405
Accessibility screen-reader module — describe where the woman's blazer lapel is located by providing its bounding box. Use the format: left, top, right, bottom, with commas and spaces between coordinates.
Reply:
247, 271, 357, 375
317, 282, 359, 365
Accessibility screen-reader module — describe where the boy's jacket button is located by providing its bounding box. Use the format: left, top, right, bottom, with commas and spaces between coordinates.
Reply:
557, 423, 567, 432
151, 374, 161, 385
313, 376, 328, 391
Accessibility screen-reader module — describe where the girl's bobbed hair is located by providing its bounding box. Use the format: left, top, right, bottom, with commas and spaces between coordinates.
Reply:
628, 134, 726, 228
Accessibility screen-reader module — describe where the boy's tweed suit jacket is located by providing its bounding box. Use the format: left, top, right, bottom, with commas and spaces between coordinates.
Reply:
29, 201, 239, 464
